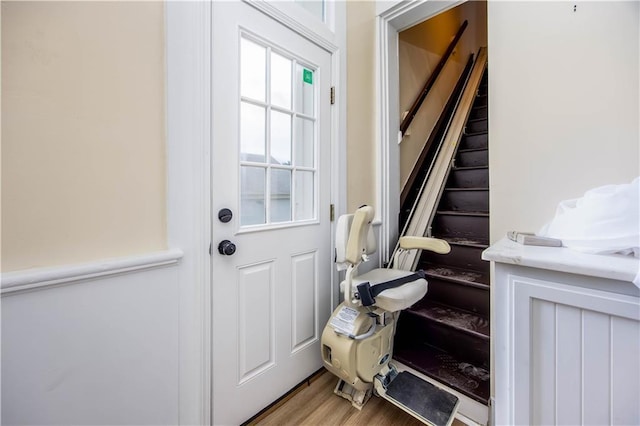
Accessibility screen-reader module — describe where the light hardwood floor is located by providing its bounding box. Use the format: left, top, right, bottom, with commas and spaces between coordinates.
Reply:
248, 370, 463, 426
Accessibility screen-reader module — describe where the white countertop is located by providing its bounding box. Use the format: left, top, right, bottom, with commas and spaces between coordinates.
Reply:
483, 238, 640, 284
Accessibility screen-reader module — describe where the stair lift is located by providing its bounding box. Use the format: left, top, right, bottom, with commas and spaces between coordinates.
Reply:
321, 205, 460, 426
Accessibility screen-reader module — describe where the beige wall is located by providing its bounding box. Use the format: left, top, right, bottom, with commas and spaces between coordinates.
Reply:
346, 0, 377, 212
1, 1, 167, 272
399, 0, 487, 188
488, 1, 640, 242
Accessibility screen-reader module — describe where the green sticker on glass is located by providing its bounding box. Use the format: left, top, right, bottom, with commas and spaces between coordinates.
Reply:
303, 68, 313, 85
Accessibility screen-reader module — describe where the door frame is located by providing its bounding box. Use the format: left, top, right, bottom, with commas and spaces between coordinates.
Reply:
375, 0, 464, 262
166, 1, 346, 424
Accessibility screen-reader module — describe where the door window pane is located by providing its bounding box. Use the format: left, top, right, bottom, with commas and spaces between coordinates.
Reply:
294, 0, 325, 22
295, 171, 314, 221
241, 166, 266, 226
271, 52, 292, 109
271, 111, 292, 165
295, 117, 314, 167
295, 64, 314, 116
271, 169, 292, 223
241, 38, 266, 102
241, 103, 266, 161
238, 34, 318, 229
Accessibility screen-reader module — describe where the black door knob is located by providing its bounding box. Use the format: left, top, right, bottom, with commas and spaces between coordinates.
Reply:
218, 240, 236, 256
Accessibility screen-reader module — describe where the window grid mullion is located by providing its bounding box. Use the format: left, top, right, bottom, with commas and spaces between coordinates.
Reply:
291, 58, 298, 221
265, 45, 273, 225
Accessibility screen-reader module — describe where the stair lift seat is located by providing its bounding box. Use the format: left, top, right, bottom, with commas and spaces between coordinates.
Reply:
321, 206, 459, 425
347, 268, 427, 313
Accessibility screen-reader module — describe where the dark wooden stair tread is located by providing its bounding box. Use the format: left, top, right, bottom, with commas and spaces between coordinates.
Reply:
443, 187, 487, 192
422, 264, 489, 287
435, 210, 489, 217
441, 237, 490, 248
394, 343, 490, 405
406, 301, 490, 340
457, 147, 487, 154
463, 130, 487, 137
451, 165, 487, 171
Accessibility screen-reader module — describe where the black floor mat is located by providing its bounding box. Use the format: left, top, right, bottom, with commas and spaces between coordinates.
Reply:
386, 371, 458, 426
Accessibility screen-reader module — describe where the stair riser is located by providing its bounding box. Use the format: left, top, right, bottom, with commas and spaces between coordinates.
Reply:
460, 133, 487, 150
467, 119, 487, 134
393, 344, 490, 405
448, 168, 488, 188
432, 214, 489, 242
473, 95, 487, 107
424, 278, 490, 317
470, 106, 487, 120
397, 313, 489, 367
440, 190, 489, 212
456, 150, 488, 168
422, 244, 489, 273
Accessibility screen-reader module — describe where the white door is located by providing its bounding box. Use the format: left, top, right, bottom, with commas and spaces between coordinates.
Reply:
211, 2, 333, 424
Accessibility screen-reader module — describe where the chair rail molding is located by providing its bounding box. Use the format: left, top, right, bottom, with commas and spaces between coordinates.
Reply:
1, 249, 184, 296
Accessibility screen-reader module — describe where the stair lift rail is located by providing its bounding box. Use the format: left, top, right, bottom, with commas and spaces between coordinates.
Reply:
392, 48, 488, 272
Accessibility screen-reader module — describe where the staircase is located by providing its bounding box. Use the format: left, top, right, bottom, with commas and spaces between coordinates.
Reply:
394, 69, 490, 406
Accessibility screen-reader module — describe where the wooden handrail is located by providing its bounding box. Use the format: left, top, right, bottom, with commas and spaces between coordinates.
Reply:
400, 20, 468, 136
400, 53, 475, 208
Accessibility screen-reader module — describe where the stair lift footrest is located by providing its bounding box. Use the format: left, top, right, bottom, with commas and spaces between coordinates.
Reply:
385, 371, 459, 426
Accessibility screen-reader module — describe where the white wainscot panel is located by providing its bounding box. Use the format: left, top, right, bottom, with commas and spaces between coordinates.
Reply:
512, 277, 640, 426
237, 261, 275, 384
1, 263, 180, 425
291, 251, 317, 352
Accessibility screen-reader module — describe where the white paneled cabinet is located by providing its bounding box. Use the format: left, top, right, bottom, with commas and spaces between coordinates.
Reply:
484, 239, 640, 426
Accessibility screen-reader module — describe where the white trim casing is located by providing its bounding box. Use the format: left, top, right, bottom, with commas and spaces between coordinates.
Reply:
376, 0, 464, 264
249, 0, 338, 53
166, 1, 212, 425
332, 1, 348, 308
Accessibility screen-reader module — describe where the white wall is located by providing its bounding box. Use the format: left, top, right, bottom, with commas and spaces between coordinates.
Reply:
1, 261, 181, 425
488, 1, 640, 242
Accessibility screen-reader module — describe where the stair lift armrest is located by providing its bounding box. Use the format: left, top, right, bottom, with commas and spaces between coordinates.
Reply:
399, 236, 450, 254
392, 237, 451, 270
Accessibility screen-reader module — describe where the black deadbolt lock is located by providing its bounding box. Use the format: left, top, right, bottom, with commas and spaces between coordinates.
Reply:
218, 208, 233, 223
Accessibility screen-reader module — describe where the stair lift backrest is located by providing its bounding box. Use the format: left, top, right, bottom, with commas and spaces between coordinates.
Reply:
335, 206, 376, 269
